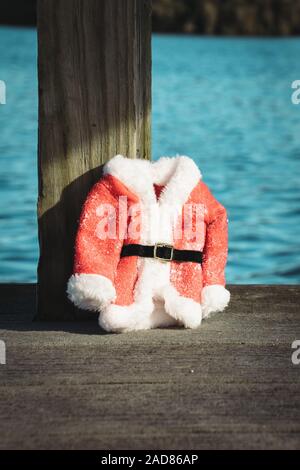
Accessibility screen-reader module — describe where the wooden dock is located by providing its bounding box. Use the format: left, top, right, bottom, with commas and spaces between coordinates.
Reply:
0, 284, 300, 449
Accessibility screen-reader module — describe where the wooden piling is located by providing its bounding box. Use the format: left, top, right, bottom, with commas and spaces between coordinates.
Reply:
37, 0, 152, 320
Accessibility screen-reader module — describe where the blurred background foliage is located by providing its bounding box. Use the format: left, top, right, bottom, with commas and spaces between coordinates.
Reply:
0, 0, 300, 35
152, 0, 300, 35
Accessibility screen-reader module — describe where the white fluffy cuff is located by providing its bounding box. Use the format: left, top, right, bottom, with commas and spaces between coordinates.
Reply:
201, 285, 230, 319
67, 273, 116, 312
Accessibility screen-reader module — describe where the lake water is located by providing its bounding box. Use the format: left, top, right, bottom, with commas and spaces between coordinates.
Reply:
0, 27, 300, 284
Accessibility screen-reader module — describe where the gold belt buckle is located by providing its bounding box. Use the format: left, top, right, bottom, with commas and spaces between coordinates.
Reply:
154, 243, 174, 262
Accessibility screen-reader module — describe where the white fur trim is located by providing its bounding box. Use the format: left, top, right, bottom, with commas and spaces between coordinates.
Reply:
97, 155, 204, 333
99, 284, 202, 333
67, 274, 116, 312
163, 285, 202, 329
99, 296, 200, 333
99, 299, 154, 333
201, 285, 230, 319
99, 300, 178, 333
151, 300, 179, 328
103, 154, 202, 208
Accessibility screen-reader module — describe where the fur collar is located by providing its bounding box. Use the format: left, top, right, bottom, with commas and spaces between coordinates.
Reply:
103, 155, 202, 207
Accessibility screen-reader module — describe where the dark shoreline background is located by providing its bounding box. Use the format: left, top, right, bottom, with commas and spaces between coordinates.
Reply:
0, 0, 36, 27
0, 0, 299, 35
152, 0, 300, 35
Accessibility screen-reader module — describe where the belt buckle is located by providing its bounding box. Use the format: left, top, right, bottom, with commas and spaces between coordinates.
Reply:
154, 243, 174, 262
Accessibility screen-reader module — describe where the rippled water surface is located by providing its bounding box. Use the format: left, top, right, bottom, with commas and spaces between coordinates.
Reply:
1, 28, 300, 283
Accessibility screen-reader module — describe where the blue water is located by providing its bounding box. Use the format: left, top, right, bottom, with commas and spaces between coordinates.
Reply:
1, 27, 300, 284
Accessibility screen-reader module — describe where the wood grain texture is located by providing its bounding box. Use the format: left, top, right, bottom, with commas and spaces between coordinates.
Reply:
0, 284, 300, 449
37, 0, 152, 320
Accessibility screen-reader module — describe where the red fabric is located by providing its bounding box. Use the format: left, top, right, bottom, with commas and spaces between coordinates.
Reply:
73, 175, 228, 307
154, 184, 164, 200
200, 182, 228, 288
171, 181, 228, 303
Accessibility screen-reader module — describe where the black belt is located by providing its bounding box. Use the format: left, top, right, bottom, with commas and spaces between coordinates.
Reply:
121, 243, 202, 264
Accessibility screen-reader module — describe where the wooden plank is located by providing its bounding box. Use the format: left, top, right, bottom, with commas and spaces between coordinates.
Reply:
37, 0, 152, 320
0, 284, 300, 449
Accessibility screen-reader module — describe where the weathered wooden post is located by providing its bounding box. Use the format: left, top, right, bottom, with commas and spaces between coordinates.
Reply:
37, 0, 152, 320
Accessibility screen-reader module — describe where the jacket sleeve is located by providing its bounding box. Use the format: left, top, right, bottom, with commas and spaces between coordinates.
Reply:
67, 176, 125, 312
200, 182, 230, 317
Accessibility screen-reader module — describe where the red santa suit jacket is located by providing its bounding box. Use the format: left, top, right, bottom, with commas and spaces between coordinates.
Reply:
67, 155, 230, 332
